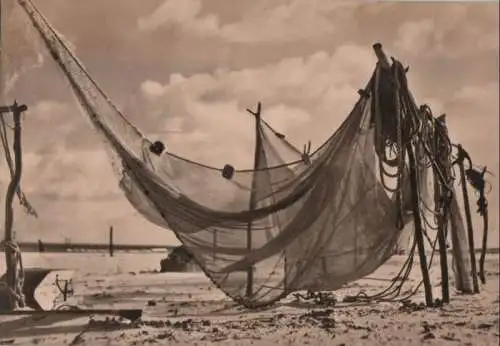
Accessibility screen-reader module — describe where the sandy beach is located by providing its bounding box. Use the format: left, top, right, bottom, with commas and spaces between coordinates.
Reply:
0, 1, 497, 345
0, 252, 498, 346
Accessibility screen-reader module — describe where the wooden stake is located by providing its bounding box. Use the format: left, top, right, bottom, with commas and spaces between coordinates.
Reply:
456, 146, 480, 293
1, 102, 28, 310
437, 205, 450, 303
244, 102, 263, 299
372, 43, 433, 307
478, 197, 488, 285
476, 165, 489, 284
37, 239, 45, 253
109, 225, 114, 257
407, 144, 434, 307
434, 117, 450, 303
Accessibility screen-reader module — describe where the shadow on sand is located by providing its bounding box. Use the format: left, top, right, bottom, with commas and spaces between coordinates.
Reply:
0, 314, 138, 339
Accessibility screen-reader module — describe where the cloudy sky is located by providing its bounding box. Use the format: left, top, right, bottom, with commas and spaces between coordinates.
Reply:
1, 0, 498, 246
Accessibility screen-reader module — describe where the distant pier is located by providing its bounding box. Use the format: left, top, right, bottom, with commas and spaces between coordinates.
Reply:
0, 241, 175, 253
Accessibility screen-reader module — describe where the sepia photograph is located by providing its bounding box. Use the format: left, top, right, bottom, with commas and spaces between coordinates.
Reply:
0, 0, 498, 345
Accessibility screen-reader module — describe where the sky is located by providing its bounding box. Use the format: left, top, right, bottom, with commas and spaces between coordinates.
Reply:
0, 0, 498, 247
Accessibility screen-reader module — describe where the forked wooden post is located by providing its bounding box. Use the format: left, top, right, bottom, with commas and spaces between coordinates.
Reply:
372, 43, 434, 306
244, 102, 263, 299
455, 144, 480, 294
0, 102, 28, 310
478, 182, 488, 285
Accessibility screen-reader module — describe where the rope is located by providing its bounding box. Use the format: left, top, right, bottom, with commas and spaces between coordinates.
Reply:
0, 240, 26, 307
337, 58, 454, 306
0, 113, 38, 217
305, 61, 417, 305
463, 165, 490, 284
0, 107, 30, 309
17, 0, 489, 308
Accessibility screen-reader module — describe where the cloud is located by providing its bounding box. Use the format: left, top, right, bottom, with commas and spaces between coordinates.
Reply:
0, 100, 116, 202
137, 0, 351, 43
4, 52, 44, 95
394, 3, 498, 59
3, 0, 498, 246
135, 44, 375, 168
453, 82, 499, 103
445, 82, 499, 148
394, 19, 435, 54
141, 80, 166, 101
0, 101, 177, 245
18, 100, 99, 154
3, 1, 47, 95
23, 150, 119, 199
217, 0, 341, 43
31, 100, 69, 120
137, 0, 216, 35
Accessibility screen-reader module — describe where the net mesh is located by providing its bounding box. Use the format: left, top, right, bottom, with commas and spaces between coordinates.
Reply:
449, 194, 474, 293
17, 0, 476, 307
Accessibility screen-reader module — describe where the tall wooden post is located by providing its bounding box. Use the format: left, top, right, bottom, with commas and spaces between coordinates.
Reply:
109, 225, 114, 257
456, 145, 480, 293
434, 115, 450, 303
244, 102, 263, 299
478, 191, 488, 285
372, 43, 433, 306
406, 147, 434, 306
1, 102, 28, 310
436, 199, 450, 303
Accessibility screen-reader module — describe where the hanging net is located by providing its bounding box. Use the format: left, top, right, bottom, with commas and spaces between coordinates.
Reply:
17, 0, 477, 307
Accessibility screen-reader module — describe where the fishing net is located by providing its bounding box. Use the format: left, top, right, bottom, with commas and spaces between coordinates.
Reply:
19, 0, 404, 306
449, 195, 474, 293
17, 0, 475, 307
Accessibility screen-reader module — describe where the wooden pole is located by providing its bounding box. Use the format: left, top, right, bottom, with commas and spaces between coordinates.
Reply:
407, 145, 434, 307
478, 194, 488, 285
109, 225, 114, 257
37, 239, 45, 253
1, 102, 28, 310
372, 43, 433, 307
476, 166, 489, 285
244, 102, 263, 299
437, 199, 450, 303
456, 145, 480, 293
434, 116, 450, 303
